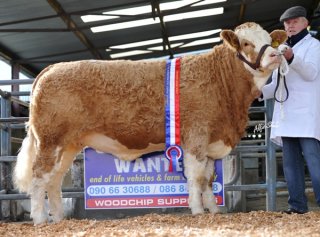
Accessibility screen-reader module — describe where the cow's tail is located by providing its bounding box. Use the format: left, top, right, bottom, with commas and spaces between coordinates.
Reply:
14, 124, 36, 194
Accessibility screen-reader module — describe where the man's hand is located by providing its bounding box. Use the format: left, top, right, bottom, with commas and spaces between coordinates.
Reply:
283, 47, 294, 61
279, 44, 294, 61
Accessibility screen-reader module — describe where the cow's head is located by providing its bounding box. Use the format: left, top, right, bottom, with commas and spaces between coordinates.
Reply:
220, 22, 287, 81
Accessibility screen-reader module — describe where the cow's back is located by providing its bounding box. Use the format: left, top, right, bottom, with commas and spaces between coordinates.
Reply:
30, 59, 167, 149
30, 47, 256, 150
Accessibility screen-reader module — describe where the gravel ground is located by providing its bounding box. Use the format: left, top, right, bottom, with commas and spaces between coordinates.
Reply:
1, 211, 320, 237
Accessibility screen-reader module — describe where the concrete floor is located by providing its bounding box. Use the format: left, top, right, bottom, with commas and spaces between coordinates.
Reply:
246, 189, 320, 212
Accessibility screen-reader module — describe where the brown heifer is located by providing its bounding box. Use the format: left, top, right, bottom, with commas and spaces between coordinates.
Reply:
14, 22, 287, 224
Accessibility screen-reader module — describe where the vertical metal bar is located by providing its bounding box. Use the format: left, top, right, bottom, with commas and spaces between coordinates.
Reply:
265, 99, 277, 211
0, 97, 12, 219
11, 63, 20, 116
239, 153, 246, 212
71, 159, 83, 188
10, 63, 20, 220
71, 157, 83, 217
0, 97, 11, 171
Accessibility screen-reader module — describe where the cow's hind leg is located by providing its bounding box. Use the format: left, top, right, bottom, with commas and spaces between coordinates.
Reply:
30, 177, 47, 224
202, 159, 220, 214
30, 146, 57, 224
46, 147, 80, 223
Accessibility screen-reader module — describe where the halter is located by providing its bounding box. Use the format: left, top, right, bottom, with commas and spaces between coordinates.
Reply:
237, 44, 270, 70
274, 51, 290, 103
274, 69, 289, 103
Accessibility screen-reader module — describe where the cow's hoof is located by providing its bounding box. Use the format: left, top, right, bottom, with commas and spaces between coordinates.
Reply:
31, 211, 48, 225
32, 216, 48, 225
191, 207, 205, 215
48, 211, 63, 223
210, 208, 222, 214
48, 215, 63, 223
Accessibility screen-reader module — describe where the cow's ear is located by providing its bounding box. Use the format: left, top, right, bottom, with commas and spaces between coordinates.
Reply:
220, 30, 240, 51
270, 30, 287, 48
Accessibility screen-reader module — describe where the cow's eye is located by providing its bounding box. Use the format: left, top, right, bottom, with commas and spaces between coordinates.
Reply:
244, 42, 249, 47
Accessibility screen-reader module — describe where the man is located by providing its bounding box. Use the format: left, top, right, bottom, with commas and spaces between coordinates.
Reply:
262, 6, 320, 214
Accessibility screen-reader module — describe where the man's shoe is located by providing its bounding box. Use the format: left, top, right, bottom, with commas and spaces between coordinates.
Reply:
282, 208, 306, 214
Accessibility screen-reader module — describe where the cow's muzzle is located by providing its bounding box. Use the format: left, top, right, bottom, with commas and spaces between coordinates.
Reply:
237, 44, 270, 70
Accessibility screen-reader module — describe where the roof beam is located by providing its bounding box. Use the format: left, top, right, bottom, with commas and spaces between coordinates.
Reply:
46, 0, 103, 59
151, 0, 173, 58
0, 14, 58, 27
238, 1, 247, 23
0, 43, 37, 76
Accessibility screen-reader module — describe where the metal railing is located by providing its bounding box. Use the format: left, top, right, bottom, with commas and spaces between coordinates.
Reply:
222, 102, 281, 211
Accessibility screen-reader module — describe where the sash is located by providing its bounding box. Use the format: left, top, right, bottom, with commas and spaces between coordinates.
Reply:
165, 58, 183, 172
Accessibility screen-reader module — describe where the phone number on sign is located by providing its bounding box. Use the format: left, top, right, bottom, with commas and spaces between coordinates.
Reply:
87, 183, 188, 196
87, 182, 223, 197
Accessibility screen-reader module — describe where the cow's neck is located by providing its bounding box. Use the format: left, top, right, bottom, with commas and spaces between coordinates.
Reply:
208, 45, 260, 147
213, 44, 257, 106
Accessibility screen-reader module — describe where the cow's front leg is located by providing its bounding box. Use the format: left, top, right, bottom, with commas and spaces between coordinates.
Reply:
184, 151, 208, 214
202, 159, 220, 214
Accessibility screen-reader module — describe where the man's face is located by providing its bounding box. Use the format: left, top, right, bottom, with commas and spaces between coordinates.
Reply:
283, 17, 308, 37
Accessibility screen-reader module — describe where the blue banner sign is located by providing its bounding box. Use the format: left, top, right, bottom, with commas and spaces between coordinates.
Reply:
84, 147, 224, 209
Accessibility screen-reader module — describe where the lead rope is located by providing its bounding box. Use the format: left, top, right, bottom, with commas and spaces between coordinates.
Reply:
274, 44, 290, 120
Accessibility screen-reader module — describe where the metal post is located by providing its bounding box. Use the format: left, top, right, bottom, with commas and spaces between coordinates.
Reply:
11, 63, 20, 116
71, 155, 83, 217
0, 97, 12, 219
265, 99, 277, 211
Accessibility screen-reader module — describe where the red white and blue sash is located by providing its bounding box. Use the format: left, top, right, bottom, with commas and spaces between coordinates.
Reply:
165, 58, 183, 172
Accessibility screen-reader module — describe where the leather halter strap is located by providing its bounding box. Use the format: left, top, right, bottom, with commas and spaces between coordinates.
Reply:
237, 44, 270, 70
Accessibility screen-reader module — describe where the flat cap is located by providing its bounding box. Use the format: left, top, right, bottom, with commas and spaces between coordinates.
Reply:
280, 6, 307, 22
